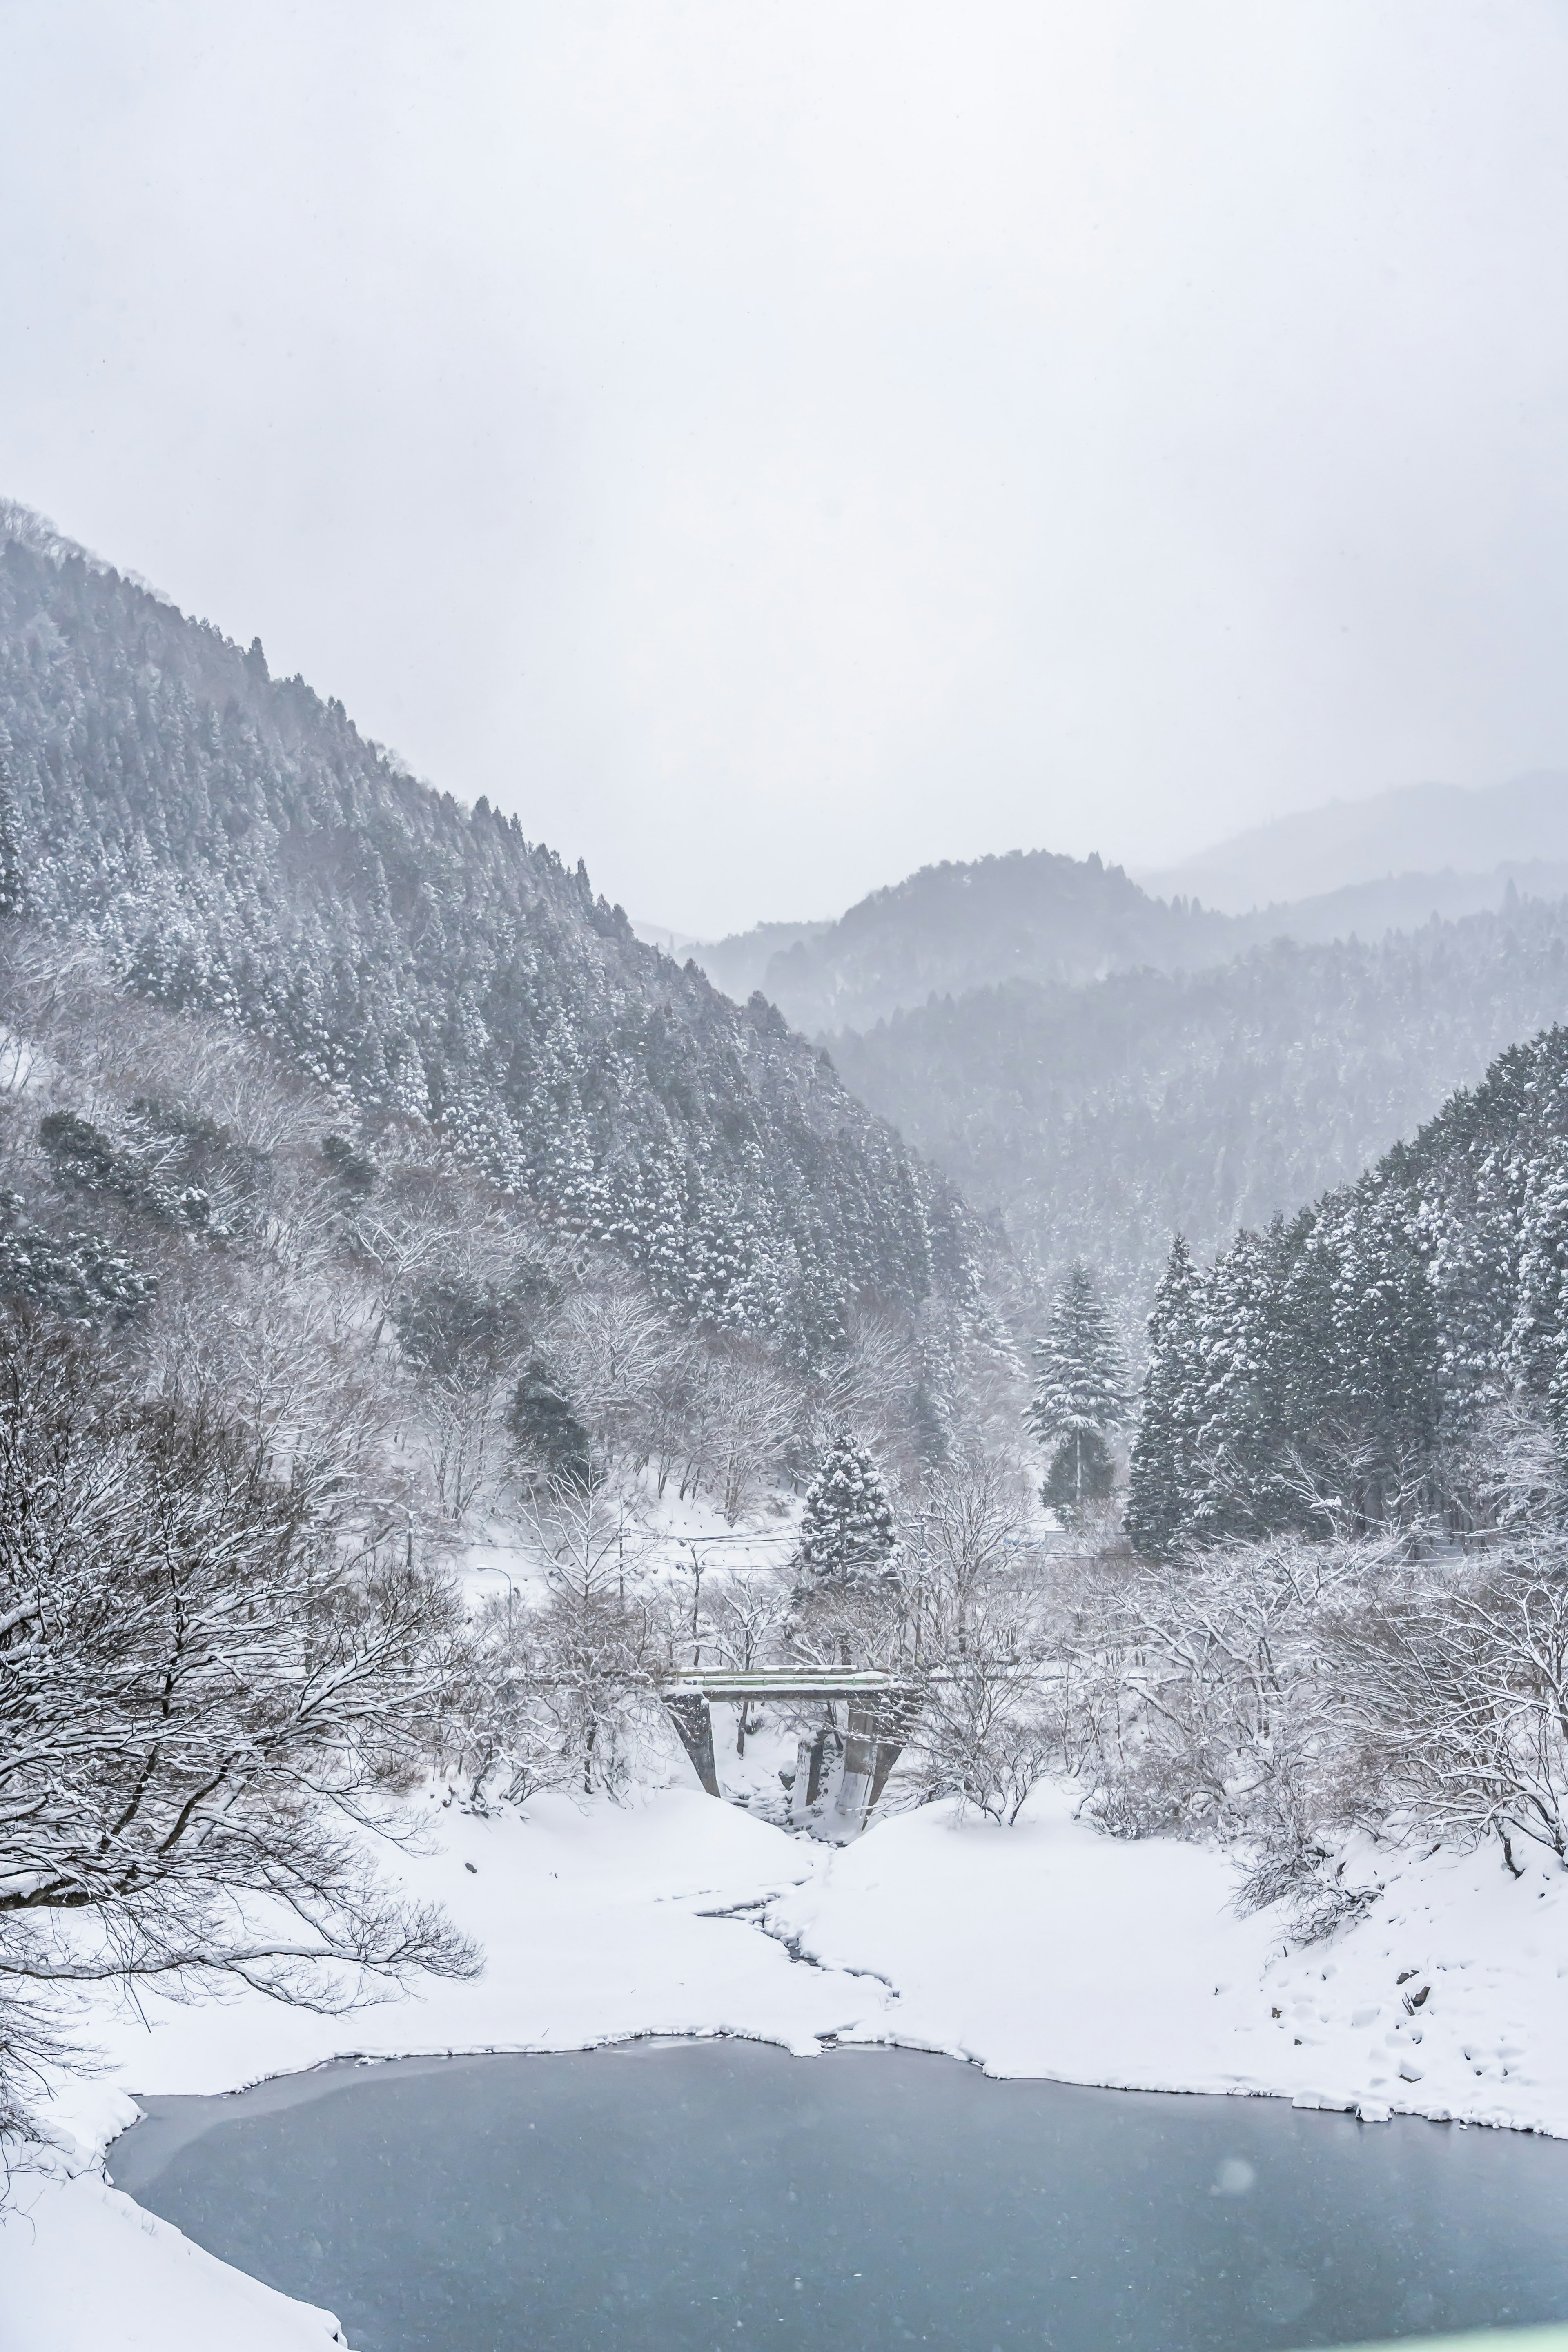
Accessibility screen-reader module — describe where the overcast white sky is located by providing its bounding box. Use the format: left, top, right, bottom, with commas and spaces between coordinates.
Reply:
3, 4, 1567, 935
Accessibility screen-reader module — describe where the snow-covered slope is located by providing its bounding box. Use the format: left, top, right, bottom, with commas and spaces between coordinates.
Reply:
9, 1775, 1568, 2350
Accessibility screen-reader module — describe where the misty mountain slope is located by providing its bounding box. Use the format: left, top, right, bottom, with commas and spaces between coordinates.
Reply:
828, 900, 1568, 1304
693, 835, 1568, 1042
1227, 862, 1568, 947
0, 508, 967, 1360
695, 848, 1237, 1035
1141, 771, 1568, 913
682, 915, 832, 1007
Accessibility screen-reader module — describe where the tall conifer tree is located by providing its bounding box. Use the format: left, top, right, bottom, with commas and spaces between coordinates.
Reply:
1126, 1236, 1202, 1552
796, 1429, 899, 1587
1027, 1261, 1126, 1507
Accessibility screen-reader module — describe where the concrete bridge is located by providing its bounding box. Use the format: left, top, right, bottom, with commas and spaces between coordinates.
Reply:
661, 1667, 918, 1840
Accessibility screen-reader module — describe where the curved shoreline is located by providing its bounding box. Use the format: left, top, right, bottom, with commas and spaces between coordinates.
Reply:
11, 1781, 1568, 2347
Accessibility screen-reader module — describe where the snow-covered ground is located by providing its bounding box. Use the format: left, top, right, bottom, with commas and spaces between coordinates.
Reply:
7, 1741, 1568, 2350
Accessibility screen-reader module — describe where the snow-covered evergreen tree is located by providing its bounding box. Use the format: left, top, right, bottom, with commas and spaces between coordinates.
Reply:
1026, 1261, 1125, 1506
795, 1428, 899, 1587
1125, 1236, 1201, 1553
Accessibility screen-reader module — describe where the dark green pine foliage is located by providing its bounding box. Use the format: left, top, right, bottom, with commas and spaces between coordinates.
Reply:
0, 513, 968, 1363
507, 1358, 597, 1490
1026, 1261, 1125, 1507
796, 1430, 900, 1587
1042, 1426, 1114, 1511
1510, 1144, 1568, 1427
1125, 1237, 1202, 1553
0, 775, 24, 917
0, 1190, 154, 1323
1187, 1221, 1301, 1540
1127, 1024, 1568, 1548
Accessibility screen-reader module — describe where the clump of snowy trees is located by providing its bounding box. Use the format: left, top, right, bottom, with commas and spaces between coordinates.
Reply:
0, 1311, 479, 2135
1069, 1018, 1568, 1924
1127, 1024, 1568, 1550
1053, 1502, 1568, 1932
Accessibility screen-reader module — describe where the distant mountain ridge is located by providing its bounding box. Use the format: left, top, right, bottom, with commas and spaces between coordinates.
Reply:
692, 849, 1237, 1036
683, 915, 833, 1005
691, 837, 1568, 1040
1139, 772, 1568, 913
0, 503, 967, 1361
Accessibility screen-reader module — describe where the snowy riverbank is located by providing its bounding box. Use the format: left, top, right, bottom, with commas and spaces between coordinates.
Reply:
6, 1774, 1567, 2350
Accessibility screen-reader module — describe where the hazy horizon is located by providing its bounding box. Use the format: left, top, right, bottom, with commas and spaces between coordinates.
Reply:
5, 4, 1568, 933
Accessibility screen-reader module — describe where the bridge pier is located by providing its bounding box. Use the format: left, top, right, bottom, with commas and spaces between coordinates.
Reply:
820, 1698, 912, 1840
663, 1693, 721, 1797
790, 1725, 840, 1826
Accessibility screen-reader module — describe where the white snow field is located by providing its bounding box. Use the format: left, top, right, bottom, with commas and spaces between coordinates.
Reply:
6, 1768, 1568, 2351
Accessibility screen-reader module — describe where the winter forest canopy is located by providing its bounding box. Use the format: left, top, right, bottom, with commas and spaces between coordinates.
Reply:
8, 497, 1568, 2154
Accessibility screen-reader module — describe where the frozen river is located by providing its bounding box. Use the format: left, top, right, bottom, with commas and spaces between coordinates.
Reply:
110, 2039, 1568, 2351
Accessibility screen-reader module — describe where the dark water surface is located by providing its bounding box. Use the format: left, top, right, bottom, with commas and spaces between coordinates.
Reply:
111, 2041, 1568, 2352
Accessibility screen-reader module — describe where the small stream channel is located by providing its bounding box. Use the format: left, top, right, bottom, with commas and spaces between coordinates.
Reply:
109, 2039, 1568, 2352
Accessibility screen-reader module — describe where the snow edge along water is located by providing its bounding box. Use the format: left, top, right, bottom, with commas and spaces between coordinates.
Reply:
7, 1778, 1568, 2351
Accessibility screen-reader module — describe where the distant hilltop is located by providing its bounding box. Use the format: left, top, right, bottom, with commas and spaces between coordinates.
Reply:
1138, 771, 1568, 915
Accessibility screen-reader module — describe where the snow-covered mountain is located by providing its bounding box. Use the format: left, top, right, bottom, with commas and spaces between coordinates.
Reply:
0, 503, 967, 1361
693, 810, 1568, 1042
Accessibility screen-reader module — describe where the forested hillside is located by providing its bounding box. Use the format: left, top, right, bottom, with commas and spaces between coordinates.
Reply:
1128, 1019, 1568, 1552
831, 901, 1568, 1304
0, 506, 966, 1362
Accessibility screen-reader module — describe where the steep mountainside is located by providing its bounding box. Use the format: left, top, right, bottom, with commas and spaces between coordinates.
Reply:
0, 507, 966, 1361
695, 849, 1236, 1035
831, 900, 1568, 1305
1141, 772, 1568, 913
1129, 1018, 1568, 1551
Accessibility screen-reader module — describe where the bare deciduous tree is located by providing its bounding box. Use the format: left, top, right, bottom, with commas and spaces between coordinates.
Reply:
706, 1568, 791, 1753
1333, 1541, 1568, 1877
0, 1313, 477, 2134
